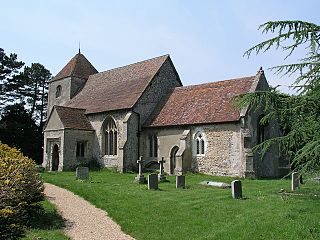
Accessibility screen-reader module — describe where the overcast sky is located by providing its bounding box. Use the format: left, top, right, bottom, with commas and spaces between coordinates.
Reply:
1, 1, 319, 92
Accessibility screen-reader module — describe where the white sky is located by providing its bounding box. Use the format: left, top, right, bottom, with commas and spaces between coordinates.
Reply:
1, 0, 319, 93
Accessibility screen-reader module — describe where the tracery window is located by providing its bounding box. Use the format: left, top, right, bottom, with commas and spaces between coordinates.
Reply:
56, 85, 62, 98
194, 132, 206, 156
103, 117, 117, 156
149, 134, 158, 158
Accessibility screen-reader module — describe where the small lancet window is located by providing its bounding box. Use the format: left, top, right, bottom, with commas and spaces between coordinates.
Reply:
195, 132, 206, 155
103, 117, 117, 156
149, 134, 158, 158
56, 85, 62, 98
76, 141, 86, 157
257, 115, 267, 144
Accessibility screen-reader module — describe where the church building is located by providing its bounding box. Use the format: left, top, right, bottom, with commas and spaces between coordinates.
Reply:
42, 52, 282, 177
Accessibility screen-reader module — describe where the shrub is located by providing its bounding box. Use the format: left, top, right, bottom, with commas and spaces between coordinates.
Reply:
0, 142, 44, 239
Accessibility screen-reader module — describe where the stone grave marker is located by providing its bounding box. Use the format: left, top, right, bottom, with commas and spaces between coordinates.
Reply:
135, 156, 147, 184
291, 172, 299, 191
176, 175, 185, 189
148, 174, 158, 190
231, 180, 242, 199
76, 167, 89, 180
158, 157, 166, 182
199, 181, 231, 188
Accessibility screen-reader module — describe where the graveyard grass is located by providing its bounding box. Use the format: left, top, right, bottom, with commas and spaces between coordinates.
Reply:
22, 200, 69, 240
42, 170, 320, 240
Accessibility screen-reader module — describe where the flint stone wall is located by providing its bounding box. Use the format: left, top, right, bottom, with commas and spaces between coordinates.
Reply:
191, 123, 244, 177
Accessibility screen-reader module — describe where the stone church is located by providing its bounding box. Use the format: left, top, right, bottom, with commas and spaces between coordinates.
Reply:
42, 52, 282, 177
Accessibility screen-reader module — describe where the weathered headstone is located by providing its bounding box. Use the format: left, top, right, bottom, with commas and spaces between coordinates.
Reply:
199, 181, 231, 188
158, 157, 166, 182
135, 156, 147, 184
231, 180, 242, 199
176, 175, 185, 189
291, 172, 299, 191
76, 167, 89, 180
148, 174, 158, 190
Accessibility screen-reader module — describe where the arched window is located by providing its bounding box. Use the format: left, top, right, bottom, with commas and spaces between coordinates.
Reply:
56, 85, 62, 98
194, 132, 206, 156
103, 117, 117, 156
149, 134, 158, 158
257, 115, 267, 144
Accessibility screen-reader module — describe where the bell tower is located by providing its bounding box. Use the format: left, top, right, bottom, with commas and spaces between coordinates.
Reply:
47, 51, 98, 114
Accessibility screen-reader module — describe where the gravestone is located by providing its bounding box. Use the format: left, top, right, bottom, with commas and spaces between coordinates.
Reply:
291, 172, 299, 191
148, 174, 158, 190
135, 156, 147, 184
176, 175, 185, 189
76, 167, 89, 180
158, 157, 166, 182
199, 181, 231, 188
231, 180, 242, 199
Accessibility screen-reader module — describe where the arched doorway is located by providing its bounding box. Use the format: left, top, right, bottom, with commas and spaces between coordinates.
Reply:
170, 146, 179, 175
52, 144, 59, 171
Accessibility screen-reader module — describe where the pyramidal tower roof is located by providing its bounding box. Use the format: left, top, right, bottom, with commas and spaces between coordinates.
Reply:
52, 52, 98, 81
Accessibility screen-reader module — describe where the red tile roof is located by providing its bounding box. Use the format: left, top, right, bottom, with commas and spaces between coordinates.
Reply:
55, 106, 93, 130
52, 53, 98, 81
66, 55, 169, 114
146, 76, 257, 127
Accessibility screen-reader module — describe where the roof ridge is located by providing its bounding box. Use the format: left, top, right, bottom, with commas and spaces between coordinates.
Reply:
175, 75, 256, 90
92, 54, 169, 77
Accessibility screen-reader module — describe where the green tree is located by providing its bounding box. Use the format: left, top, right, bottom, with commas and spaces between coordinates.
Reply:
0, 48, 24, 109
0, 49, 51, 164
238, 20, 320, 173
0, 103, 43, 163
20, 63, 51, 129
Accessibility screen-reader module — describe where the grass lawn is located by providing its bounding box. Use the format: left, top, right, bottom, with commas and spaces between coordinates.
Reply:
42, 170, 320, 240
22, 200, 69, 240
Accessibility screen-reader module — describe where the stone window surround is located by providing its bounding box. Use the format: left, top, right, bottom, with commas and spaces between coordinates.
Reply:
149, 134, 158, 158
102, 116, 118, 156
76, 141, 87, 158
193, 128, 207, 157
257, 114, 267, 144
56, 85, 62, 98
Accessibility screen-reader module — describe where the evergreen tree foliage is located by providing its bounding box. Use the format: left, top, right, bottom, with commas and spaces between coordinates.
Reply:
19, 63, 51, 129
0, 103, 43, 163
238, 20, 320, 173
0, 48, 51, 163
0, 48, 24, 110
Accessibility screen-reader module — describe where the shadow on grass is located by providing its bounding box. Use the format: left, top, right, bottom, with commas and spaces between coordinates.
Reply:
26, 200, 66, 231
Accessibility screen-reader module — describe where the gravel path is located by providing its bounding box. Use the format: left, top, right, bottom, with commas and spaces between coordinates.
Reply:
44, 183, 134, 240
